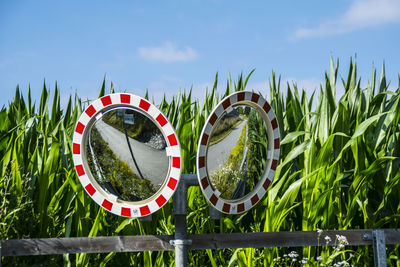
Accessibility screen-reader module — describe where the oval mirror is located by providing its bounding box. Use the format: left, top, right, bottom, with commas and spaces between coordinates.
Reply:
197, 91, 280, 214
73, 94, 182, 218
207, 105, 268, 200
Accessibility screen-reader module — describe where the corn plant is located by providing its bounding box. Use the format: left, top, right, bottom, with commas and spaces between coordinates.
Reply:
1, 58, 400, 266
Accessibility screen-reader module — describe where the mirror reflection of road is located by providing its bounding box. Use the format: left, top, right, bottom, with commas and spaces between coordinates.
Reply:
94, 119, 169, 188
207, 120, 246, 174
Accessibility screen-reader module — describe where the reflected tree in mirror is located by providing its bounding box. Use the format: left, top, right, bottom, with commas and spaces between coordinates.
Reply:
86, 107, 169, 202
207, 105, 268, 200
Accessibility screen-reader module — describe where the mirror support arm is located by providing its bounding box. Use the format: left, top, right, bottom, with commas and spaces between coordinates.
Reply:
173, 174, 198, 215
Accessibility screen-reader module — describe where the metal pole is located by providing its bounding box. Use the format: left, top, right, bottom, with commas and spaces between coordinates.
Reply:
173, 215, 190, 267
171, 174, 197, 267
373, 230, 387, 267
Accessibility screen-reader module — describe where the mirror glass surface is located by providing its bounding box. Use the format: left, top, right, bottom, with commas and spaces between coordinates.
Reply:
86, 107, 169, 202
207, 105, 268, 200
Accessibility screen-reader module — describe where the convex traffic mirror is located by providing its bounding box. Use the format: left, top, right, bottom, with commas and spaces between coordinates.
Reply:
73, 94, 181, 218
197, 91, 280, 214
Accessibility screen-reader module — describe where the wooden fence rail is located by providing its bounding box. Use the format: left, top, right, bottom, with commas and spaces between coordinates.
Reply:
2, 229, 400, 257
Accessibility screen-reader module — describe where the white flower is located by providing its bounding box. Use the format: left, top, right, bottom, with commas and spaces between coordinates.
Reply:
316, 256, 323, 261
325, 235, 332, 244
336, 235, 349, 245
288, 251, 299, 258
317, 228, 323, 234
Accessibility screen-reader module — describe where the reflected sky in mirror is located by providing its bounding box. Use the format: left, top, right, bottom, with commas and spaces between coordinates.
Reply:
207, 105, 268, 200
86, 107, 169, 202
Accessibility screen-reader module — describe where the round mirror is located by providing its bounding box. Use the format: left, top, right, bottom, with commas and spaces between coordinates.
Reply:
73, 94, 182, 218
197, 91, 280, 214
86, 107, 169, 202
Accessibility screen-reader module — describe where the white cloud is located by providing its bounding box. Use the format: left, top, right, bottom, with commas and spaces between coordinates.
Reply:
293, 0, 400, 39
138, 42, 198, 62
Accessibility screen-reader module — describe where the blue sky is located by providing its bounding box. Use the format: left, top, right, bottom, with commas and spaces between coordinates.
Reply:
1, 0, 400, 108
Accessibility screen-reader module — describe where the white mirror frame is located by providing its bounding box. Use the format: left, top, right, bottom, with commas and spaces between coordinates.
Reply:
196, 91, 280, 214
72, 93, 181, 218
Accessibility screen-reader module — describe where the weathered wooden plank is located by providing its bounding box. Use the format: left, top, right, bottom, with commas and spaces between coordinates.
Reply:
2, 235, 175, 256
188, 229, 374, 250
188, 229, 400, 250
383, 228, 400, 244
2, 229, 400, 257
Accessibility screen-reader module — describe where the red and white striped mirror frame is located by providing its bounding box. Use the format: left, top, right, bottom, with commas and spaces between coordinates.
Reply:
72, 93, 181, 218
196, 91, 280, 214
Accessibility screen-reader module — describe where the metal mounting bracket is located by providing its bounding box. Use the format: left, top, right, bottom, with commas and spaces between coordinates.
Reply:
361, 230, 387, 267
170, 239, 193, 246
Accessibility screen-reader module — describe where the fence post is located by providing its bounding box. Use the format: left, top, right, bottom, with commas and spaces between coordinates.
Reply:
373, 230, 387, 267
171, 174, 198, 267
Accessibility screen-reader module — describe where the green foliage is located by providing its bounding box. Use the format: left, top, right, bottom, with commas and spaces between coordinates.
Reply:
0, 168, 33, 240
209, 124, 247, 199
227, 123, 247, 170
247, 108, 268, 190
1, 59, 400, 266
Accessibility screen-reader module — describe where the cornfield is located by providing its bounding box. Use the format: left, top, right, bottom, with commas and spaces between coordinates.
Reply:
1, 57, 400, 266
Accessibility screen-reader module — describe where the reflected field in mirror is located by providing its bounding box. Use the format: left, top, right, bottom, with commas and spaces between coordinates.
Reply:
207, 105, 268, 200
86, 107, 169, 202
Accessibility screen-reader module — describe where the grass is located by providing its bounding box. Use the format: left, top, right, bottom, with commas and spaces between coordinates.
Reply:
1, 57, 400, 266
